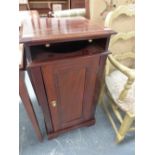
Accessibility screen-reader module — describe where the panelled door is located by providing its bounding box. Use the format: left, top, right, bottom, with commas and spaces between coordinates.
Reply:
42, 54, 100, 131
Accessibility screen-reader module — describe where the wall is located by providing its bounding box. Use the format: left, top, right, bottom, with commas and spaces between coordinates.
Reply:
89, 0, 135, 25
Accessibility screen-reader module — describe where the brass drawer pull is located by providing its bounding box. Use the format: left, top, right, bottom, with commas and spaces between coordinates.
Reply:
50, 100, 57, 107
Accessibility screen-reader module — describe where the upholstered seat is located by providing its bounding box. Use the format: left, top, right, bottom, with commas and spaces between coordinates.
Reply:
106, 70, 135, 114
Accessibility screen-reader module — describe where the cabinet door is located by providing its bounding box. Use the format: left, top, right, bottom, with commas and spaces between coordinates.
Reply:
42, 55, 100, 131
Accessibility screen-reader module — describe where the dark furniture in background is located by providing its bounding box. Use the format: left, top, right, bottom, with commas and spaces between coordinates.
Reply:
70, 0, 85, 8
19, 0, 86, 16
19, 11, 114, 140
29, 0, 69, 15
19, 0, 29, 10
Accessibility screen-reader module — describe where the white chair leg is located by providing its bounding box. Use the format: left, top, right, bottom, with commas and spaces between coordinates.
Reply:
116, 112, 134, 143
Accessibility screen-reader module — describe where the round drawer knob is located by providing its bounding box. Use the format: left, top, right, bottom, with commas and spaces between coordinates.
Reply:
50, 100, 57, 107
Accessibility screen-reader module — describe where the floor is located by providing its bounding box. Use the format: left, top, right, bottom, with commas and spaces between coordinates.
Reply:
19, 73, 135, 155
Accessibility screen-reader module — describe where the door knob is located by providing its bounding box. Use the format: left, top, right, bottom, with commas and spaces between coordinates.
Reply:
50, 100, 57, 107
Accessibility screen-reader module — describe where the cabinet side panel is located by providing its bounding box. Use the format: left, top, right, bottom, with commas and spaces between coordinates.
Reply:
91, 54, 108, 117
30, 67, 53, 133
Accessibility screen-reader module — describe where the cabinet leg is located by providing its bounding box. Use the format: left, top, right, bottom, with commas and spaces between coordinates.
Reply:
86, 120, 95, 127
19, 71, 43, 142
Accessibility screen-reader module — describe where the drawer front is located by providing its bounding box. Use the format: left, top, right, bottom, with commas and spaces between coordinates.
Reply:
71, 0, 85, 8
42, 55, 100, 131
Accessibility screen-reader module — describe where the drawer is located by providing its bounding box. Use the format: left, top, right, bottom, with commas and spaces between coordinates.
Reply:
27, 38, 108, 67
71, 0, 85, 8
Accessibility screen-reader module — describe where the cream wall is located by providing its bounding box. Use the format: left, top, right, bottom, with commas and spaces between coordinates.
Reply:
89, 0, 106, 25
89, 0, 135, 25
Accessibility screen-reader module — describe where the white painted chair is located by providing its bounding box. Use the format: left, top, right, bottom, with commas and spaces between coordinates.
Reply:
99, 4, 135, 143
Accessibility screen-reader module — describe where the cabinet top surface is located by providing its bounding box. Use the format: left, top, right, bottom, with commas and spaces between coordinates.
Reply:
19, 11, 115, 45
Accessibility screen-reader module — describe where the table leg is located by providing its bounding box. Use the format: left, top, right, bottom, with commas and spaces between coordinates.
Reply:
19, 71, 43, 142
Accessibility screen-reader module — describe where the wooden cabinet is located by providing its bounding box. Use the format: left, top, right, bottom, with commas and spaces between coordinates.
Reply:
28, 42, 107, 139
20, 15, 115, 139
